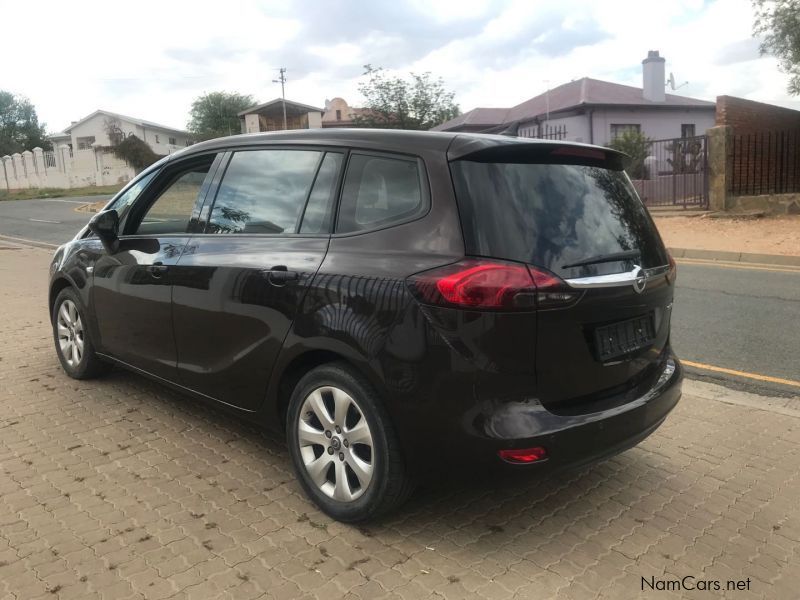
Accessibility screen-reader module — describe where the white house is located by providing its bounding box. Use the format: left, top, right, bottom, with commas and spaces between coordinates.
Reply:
433, 51, 716, 145
49, 109, 191, 156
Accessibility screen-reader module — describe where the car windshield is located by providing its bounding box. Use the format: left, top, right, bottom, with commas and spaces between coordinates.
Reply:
450, 160, 669, 278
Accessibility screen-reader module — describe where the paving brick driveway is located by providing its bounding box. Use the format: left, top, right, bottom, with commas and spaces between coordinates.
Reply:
1, 243, 798, 600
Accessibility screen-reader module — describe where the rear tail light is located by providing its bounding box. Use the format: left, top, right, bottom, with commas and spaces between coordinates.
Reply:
498, 447, 547, 464
407, 259, 580, 310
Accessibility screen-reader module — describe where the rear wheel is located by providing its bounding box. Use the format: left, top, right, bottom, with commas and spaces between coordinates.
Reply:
286, 362, 412, 522
52, 288, 111, 379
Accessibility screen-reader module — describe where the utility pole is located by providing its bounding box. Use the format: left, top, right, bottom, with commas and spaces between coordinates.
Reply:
273, 68, 288, 130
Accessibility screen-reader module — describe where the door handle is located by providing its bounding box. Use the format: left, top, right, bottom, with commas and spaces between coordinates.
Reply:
262, 266, 299, 285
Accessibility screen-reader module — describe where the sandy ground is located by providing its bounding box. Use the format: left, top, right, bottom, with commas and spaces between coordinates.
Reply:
654, 214, 800, 256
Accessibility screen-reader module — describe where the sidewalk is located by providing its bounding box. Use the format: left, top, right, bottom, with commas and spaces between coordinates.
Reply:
654, 214, 800, 265
0, 243, 799, 599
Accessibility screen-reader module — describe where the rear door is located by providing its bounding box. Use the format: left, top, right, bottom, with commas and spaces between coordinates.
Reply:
449, 144, 674, 411
171, 148, 343, 410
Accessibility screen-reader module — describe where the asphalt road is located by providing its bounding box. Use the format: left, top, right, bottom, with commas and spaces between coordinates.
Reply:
1, 197, 798, 397
0, 196, 106, 244
672, 260, 800, 397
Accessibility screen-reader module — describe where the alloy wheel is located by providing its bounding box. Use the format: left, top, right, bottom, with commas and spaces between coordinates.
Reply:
56, 299, 84, 368
297, 386, 374, 502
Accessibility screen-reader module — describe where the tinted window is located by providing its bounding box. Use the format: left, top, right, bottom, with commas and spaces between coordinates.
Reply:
135, 165, 210, 235
337, 154, 423, 233
450, 161, 669, 278
106, 170, 158, 219
300, 152, 342, 234
208, 150, 321, 234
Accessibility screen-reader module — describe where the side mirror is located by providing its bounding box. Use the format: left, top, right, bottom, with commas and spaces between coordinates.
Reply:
88, 209, 119, 253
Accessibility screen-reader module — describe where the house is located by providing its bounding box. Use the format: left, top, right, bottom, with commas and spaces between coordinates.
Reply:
239, 99, 324, 133
433, 51, 716, 145
321, 98, 370, 128
49, 109, 191, 155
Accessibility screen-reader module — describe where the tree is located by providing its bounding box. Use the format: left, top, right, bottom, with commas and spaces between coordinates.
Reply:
608, 130, 652, 179
753, 0, 800, 94
353, 65, 460, 130
187, 91, 255, 141
0, 91, 51, 155
104, 117, 125, 147
111, 135, 159, 172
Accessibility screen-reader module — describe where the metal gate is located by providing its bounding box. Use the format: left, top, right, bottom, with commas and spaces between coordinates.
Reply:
629, 135, 708, 209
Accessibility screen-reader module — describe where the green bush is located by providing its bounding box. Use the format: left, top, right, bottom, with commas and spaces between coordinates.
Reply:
112, 135, 160, 172
608, 130, 652, 179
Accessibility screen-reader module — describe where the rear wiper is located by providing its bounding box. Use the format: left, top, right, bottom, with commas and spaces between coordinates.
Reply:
562, 250, 640, 270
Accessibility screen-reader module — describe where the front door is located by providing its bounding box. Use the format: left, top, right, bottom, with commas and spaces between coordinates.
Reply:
172, 148, 343, 410
92, 154, 219, 380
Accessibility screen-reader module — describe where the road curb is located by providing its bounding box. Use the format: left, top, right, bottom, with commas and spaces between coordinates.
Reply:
0, 234, 58, 250
669, 247, 800, 267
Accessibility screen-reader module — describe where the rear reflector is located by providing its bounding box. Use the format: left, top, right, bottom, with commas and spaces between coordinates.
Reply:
498, 447, 548, 464
407, 259, 580, 310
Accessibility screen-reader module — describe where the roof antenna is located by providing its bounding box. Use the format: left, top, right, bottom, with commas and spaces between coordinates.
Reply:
498, 121, 520, 137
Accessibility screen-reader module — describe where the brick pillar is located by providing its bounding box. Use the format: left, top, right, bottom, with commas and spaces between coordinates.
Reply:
707, 125, 732, 211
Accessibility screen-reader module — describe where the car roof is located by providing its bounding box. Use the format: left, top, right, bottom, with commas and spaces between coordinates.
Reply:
169, 128, 623, 163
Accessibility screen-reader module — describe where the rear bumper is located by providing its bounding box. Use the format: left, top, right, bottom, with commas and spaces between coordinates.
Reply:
419, 356, 682, 475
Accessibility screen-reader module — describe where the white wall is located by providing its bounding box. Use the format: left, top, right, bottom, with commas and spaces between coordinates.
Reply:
591, 108, 716, 146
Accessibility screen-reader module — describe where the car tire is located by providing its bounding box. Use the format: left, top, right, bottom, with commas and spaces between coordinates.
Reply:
286, 361, 413, 522
52, 287, 111, 380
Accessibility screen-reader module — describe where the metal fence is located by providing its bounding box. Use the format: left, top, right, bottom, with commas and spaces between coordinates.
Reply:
630, 135, 708, 208
729, 129, 800, 196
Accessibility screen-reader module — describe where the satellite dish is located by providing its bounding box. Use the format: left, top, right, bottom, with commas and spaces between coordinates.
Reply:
666, 72, 688, 90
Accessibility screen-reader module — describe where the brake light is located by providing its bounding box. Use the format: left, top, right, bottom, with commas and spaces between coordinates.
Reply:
407, 259, 580, 310
498, 447, 547, 464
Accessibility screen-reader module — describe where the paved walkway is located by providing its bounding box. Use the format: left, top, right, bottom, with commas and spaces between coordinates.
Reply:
1, 244, 798, 599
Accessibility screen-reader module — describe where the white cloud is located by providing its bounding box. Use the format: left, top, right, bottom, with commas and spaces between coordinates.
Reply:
1, 0, 797, 134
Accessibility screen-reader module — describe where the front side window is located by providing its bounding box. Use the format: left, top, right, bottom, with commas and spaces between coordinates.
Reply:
134, 163, 212, 235
336, 154, 424, 233
105, 170, 159, 219
207, 149, 322, 234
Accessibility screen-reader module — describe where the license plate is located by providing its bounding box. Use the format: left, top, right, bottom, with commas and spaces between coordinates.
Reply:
594, 314, 655, 361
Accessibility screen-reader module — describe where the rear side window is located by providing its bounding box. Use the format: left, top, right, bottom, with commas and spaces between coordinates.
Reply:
208, 149, 321, 234
336, 154, 424, 233
450, 161, 669, 277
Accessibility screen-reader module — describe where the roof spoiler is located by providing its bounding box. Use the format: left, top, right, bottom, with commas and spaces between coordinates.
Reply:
448, 136, 627, 171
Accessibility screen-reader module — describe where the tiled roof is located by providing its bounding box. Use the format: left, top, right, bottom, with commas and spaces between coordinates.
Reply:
435, 77, 714, 131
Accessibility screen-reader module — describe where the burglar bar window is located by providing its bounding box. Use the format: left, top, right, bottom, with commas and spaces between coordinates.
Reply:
610, 124, 641, 139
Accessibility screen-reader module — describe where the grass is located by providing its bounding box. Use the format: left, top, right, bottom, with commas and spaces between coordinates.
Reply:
0, 184, 124, 201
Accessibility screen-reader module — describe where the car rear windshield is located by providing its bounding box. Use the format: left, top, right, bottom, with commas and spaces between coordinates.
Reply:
450, 160, 669, 278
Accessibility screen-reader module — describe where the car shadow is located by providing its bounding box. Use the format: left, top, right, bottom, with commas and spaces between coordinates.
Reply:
81, 366, 670, 554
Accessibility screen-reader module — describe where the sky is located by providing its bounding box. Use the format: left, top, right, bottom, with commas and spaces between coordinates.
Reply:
2, 0, 798, 134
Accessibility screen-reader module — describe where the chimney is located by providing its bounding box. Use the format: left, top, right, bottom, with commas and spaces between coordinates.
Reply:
642, 50, 665, 102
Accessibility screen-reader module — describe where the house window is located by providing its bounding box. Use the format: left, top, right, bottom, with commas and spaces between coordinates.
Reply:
610, 124, 641, 139
77, 136, 95, 150
169, 137, 177, 145
155, 134, 160, 144
336, 110, 342, 121
681, 124, 696, 138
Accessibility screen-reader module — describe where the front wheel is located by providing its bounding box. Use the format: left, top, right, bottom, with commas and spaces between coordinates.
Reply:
286, 362, 412, 522
52, 287, 111, 379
